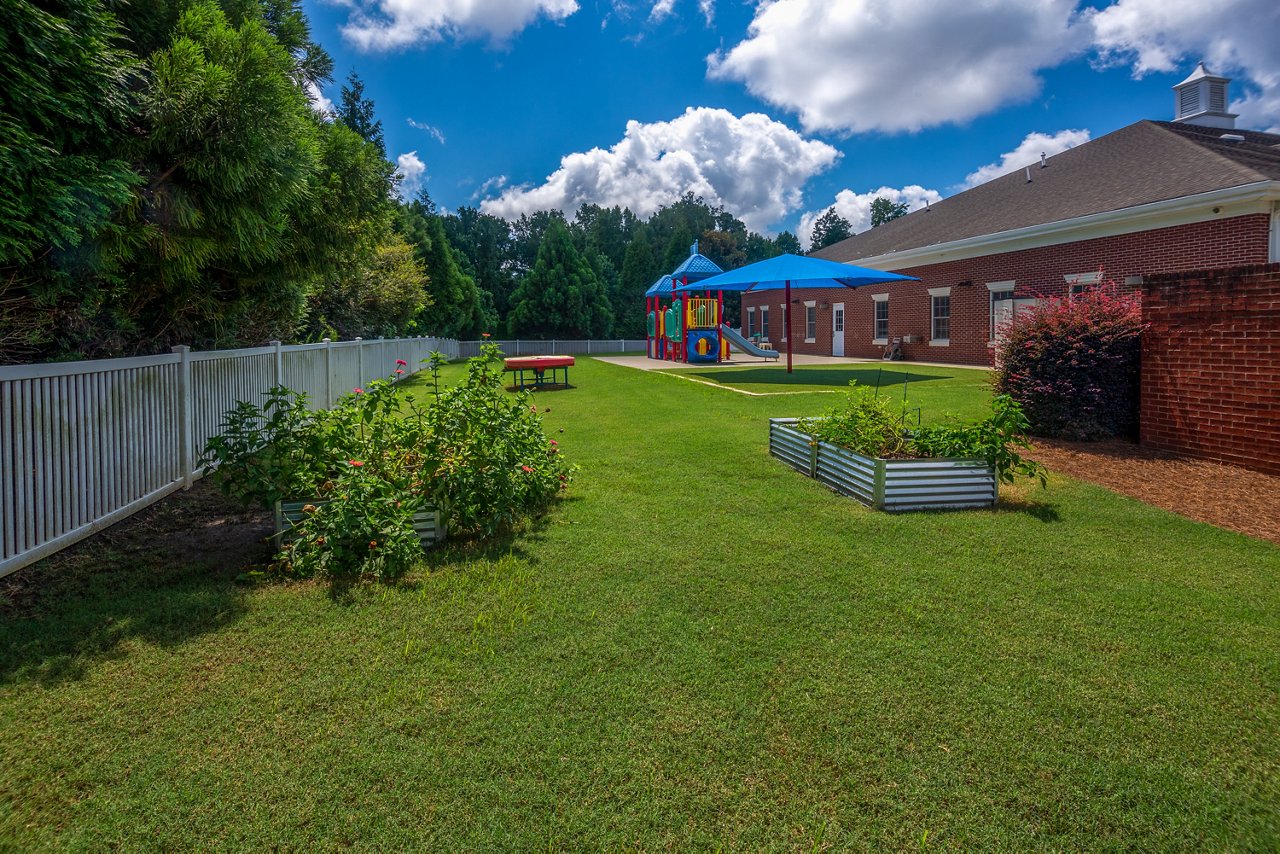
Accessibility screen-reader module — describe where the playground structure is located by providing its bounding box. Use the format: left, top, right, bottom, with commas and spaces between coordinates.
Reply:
644, 242, 736, 365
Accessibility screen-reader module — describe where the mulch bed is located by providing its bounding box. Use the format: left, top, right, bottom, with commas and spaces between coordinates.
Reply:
1028, 438, 1280, 545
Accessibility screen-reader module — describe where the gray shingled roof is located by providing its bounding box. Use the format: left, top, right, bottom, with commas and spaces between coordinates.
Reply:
812, 120, 1280, 263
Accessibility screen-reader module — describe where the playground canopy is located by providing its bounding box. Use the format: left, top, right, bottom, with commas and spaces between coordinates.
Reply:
674, 253, 919, 372
644, 275, 675, 298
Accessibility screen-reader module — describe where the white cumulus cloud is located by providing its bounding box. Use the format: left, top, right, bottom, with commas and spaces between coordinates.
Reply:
648, 0, 674, 22
478, 107, 840, 232
798, 186, 942, 251
1089, 0, 1280, 131
959, 129, 1091, 189
707, 0, 1087, 134
397, 151, 427, 195
339, 0, 579, 50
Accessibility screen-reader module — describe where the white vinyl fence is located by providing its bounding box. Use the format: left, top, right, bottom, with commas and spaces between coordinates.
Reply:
456, 339, 646, 359
0, 336, 459, 578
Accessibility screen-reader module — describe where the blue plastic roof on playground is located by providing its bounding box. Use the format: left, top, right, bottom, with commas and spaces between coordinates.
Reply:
644, 274, 674, 297
670, 252, 723, 283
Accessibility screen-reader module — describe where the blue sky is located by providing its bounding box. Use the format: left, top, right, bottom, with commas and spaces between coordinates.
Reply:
301, 0, 1280, 245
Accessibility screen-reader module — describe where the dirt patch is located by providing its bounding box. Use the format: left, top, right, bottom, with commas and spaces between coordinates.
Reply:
1, 481, 273, 612
1028, 438, 1280, 545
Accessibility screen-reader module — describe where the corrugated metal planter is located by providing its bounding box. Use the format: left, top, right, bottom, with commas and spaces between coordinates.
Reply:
769, 418, 997, 512
274, 499, 448, 547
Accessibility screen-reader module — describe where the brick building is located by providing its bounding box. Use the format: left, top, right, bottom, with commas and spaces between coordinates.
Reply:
743, 65, 1280, 366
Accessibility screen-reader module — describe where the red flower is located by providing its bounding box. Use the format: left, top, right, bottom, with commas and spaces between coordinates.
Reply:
348, 460, 364, 467
521, 465, 533, 473
396, 359, 407, 366
395, 369, 404, 375
353, 387, 364, 394
369, 540, 377, 549
549, 440, 557, 446
482, 332, 491, 338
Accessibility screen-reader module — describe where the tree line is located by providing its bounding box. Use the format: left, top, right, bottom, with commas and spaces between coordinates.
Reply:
1, 0, 900, 363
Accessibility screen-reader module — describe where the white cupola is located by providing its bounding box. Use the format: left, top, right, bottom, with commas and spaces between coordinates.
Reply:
1172, 62, 1237, 129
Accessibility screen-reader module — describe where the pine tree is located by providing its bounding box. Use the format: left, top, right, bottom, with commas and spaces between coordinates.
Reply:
400, 199, 493, 338
810, 207, 854, 250
774, 231, 803, 255
616, 226, 660, 337
507, 221, 612, 338
337, 71, 384, 154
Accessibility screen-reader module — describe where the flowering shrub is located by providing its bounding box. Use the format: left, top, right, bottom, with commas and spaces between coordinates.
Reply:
202, 344, 572, 582
994, 283, 1145, 440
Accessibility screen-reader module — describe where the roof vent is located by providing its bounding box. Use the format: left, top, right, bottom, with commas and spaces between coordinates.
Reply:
1220, 133, 1246, 142
1173, 62, 1238, 129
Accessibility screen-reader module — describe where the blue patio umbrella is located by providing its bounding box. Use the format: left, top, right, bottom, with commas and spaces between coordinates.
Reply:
675, 254, 918, 372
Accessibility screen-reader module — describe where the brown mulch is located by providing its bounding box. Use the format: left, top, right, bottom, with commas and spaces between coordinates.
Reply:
1028, 438, 1280, 545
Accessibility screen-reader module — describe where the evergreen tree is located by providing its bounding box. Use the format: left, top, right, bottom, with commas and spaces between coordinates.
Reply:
870, 196, 909, 228
662, 227, 695, 275
399, 198, 494, 338
337, 71, 384, 154
810, 207, 853, 250
507, 220, 611, 338
442, 206, 516, 317
616, 225, 660, 338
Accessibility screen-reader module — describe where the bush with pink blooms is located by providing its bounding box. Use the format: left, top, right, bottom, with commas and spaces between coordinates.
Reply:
994, 282, 1146, 440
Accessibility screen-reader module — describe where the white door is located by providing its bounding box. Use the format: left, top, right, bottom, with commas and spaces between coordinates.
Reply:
992, 298, 1039, 364
832, 302, 845, 356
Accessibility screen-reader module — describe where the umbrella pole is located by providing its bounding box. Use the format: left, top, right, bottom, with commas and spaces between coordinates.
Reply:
785, 279, 793, 374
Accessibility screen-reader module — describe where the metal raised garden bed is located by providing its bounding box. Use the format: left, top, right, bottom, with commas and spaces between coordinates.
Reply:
769, 418, 997, 512
274, 499, 448, 547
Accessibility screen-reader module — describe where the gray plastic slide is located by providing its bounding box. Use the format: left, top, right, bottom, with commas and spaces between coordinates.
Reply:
719, 324, 780, 360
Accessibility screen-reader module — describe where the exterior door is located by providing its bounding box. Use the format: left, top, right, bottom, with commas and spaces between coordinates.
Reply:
992, 297, 1039, 364
832, 302, 845, 356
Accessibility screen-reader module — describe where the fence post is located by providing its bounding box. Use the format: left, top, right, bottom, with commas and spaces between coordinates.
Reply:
552, 339, 557, 354
355, 337, 363, 385
172, 345, 193, 489
323, 338, 333, 406
271, 340, 282, 388
587, 340, 592, 355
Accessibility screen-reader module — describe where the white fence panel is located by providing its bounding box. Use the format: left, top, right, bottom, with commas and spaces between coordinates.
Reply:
0, 335, 459, 578
455, 339, 646, 359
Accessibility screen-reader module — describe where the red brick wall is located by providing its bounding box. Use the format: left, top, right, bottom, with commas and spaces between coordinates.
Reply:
743, 213, 1272, 365
1140, 263, 1280, 476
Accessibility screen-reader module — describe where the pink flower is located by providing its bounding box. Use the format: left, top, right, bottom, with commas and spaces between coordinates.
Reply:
521, 465, 533, 473
482, 332, 491, 338
348, 460, 364, 467
549, 440, 557, 446
396, 359, 407, 366
353, 387, 364, 394
395, 369, 404, 375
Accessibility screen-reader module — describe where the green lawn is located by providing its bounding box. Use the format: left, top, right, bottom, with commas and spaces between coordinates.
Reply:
3, 356, 1278, 848
663, 363, 989, 409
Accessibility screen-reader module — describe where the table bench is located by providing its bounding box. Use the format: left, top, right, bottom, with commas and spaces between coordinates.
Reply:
504, 355, 575, 390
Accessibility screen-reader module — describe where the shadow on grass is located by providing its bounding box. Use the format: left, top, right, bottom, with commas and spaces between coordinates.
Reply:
687, 367, 950, 389
0, 485, 268, 687
993, 495, 1063, 523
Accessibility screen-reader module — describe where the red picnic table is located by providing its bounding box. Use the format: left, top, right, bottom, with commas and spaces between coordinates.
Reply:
504, 355, 575, 390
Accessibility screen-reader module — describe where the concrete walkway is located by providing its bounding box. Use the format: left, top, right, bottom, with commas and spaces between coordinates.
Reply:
594, 353, 984, 372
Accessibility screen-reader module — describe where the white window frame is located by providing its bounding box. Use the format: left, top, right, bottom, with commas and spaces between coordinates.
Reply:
760, 306, 770, 338
1064, 270, 1102, 297
928, 286, 950, 346
780, 304, 787, 341
745, 305, 755, 337
871, 293, 889, 344
803, 300, 817, 343
986, 280, 1015, 344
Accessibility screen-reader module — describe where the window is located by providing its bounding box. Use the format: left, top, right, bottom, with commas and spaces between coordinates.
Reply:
872, 294, 889, 342
745, 306, 755, 337
780, 304, 787, 341
804, 301, 817, 342
987, 281, 1014, 341
928, 287, 951, 344
760, 306, 770, 338
1064, 271, 1102, 298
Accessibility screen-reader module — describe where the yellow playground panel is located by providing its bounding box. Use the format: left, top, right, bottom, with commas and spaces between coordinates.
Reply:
685, 298, 719, 329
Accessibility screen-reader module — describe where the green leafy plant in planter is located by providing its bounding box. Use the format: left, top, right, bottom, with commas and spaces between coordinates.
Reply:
201, 345, 573, 583
798, 383, 1047, 487
911, 395, 1048, 487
